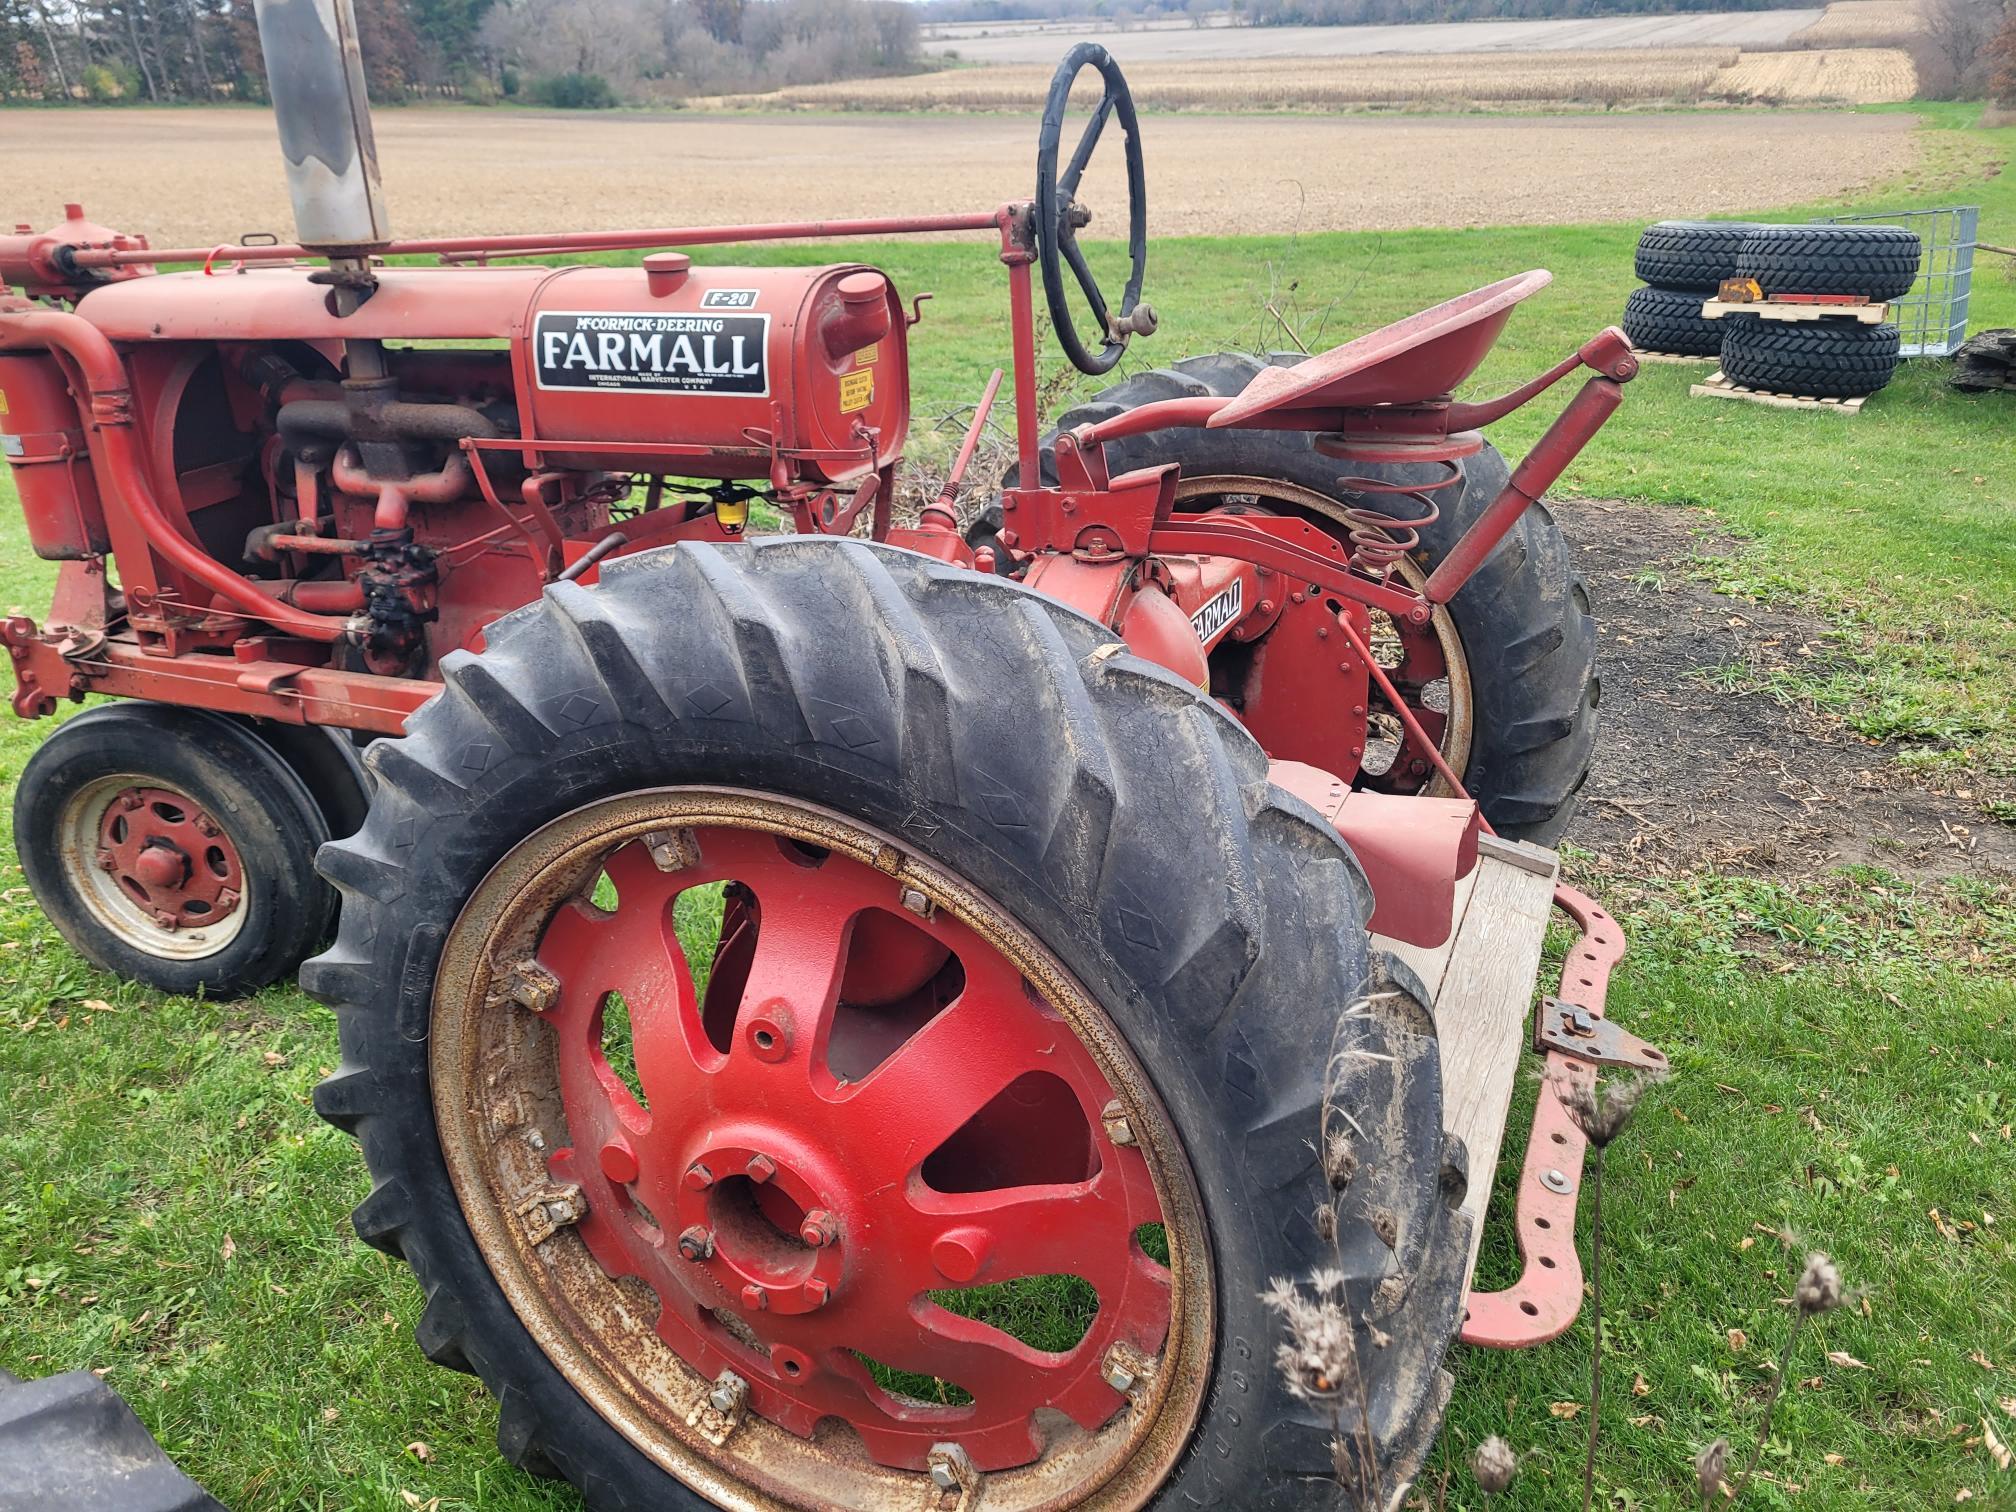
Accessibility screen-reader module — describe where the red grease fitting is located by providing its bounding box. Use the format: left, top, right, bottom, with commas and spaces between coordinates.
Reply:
534, 825, 1170, 1473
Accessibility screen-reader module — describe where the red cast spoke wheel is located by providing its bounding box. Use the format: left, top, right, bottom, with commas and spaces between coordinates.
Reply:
432, 789, 1204, 1508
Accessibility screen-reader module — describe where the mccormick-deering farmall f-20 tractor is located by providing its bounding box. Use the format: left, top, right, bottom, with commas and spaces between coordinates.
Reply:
2, 7, 1662, 1507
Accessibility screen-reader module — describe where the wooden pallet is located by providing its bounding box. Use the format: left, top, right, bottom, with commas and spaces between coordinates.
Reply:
1372, 833, 1559, 1293
1701, 298, 1888, 325
1689, 369, 1869, 413
1629, 347, 1717, 365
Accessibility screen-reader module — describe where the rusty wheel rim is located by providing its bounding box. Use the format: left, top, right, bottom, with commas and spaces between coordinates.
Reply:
1175, 474, 1475, 797
431, 788, 1214, 1511
61, 774, 248, 957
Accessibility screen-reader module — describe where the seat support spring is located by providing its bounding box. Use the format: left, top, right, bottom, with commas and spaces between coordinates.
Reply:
1338, 457, 1466, 581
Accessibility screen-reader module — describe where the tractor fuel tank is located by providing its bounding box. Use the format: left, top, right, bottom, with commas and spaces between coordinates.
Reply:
523, 261, 908, 484
0, 353, 110, 560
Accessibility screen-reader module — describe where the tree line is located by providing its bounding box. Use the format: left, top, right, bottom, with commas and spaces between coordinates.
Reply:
0, 0, 922, 105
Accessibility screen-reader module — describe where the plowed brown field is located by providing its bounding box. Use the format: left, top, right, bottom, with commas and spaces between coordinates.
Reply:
0, 106, 1920, 246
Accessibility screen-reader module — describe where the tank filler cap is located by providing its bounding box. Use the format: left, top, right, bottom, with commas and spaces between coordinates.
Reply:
644, 253, 692, 297
837, 271, 886, 306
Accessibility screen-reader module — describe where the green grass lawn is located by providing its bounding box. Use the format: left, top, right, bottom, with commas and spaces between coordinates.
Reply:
2, 104, 2013, 1510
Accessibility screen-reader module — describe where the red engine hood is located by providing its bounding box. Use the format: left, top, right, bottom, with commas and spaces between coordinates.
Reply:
78, 266, 548, 342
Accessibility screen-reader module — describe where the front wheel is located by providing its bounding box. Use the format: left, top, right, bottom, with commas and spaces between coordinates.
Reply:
306, 538, 1470, 1510
14, 703, 334, 995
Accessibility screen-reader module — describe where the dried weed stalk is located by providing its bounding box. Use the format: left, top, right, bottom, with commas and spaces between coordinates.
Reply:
1724, 1251, 1847, 1503
1546, 1065, 1666, 1512
1260, 989, 1398, 1509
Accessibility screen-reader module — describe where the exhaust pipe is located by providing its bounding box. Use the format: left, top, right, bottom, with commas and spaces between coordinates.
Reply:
250, 0, 390, 254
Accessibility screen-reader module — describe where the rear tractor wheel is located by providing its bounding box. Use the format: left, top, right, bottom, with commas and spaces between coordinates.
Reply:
306, 539, 1471, 1510
974, 352, 1600, 843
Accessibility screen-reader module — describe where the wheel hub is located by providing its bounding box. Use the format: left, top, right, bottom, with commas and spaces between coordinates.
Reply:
674, 1140, 845, 1317
431, 790, 1212, 1511
93, 784, 243, 932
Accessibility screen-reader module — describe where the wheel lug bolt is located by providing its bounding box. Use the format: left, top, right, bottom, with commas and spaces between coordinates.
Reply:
745, 1153, 776, 1184
805, 1278, 830, 1308
676, 1225, 715, 1262
798, 1209, 838, 1248
741, 1283, 769, 1311
599, 1139, 639, 1185
95, 849, 116, 872
684, 1162, 714, 1191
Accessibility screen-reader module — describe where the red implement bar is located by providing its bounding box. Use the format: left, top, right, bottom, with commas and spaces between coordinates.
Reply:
1462, 885, 1638, 1348
68, 210, 1014, 272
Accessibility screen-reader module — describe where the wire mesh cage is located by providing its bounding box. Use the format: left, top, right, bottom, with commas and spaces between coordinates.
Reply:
1820, 206, 1978, 358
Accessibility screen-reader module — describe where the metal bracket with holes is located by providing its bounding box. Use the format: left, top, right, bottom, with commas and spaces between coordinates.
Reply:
1460, 885, 1641, 1350
1534, 996, 1669, 1073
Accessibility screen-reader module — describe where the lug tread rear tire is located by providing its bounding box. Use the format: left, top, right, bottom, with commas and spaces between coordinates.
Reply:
1007, 352, 1598, 843
306, 539, 1470, 1511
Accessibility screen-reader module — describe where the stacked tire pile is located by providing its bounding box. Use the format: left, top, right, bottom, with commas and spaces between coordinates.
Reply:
1623, 220, 1758, 358
1721, 225, 1919, 399
1623, 221, 1922, 399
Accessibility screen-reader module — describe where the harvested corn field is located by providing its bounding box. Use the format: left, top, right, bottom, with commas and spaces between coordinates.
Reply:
1715, 45, 1917, 101
1789, 0, 1924, 45
717, 48, 1742, 111
922, 9, 1827, 64
0, 107, 1923, 245
707, 43, 1915, 111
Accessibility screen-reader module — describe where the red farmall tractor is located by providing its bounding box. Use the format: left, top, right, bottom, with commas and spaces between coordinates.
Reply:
1, 7, 1649, 1507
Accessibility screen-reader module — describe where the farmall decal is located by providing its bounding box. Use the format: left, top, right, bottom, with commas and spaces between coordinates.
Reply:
1190, 580, 1243, 648
533, 311, 770, 397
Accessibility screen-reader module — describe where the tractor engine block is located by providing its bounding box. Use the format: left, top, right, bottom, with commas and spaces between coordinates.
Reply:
0, 240, 913, 684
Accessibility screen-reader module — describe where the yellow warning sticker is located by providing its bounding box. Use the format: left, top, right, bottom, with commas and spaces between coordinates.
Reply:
839, 369, 875, 413
854, 342, 880, 369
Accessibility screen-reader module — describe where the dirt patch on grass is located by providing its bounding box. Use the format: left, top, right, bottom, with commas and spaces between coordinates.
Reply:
1558, 498, 2016, 881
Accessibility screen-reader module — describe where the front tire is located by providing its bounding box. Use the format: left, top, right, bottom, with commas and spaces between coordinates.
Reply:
14, 703, 334, 996
306, 538, 1470, 1510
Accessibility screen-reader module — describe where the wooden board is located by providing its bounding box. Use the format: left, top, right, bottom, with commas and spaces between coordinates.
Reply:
1702, 298, 1888, 324
1690, 370, 1869, 413
1372, 837, 1559, 1292
1629, 347, 1718, 365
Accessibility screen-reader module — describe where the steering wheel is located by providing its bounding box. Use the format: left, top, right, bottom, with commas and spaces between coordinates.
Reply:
1035, 43, 1153, 376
